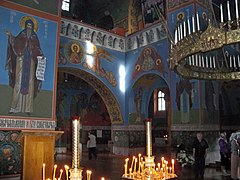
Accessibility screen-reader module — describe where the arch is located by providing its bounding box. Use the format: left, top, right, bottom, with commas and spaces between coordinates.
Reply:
59, 67, 123, 124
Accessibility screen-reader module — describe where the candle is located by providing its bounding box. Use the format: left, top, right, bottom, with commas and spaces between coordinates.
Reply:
238, 55, 240, 67
210, 56, 212, 68
43, 164, 45, 180
170, 167, 172, 174
64, 165, 69, 180
206, 56, 208, 68
172, 159, 175, 174
213, 56, 216, 69
199, 55, 202, 67
158, 163, 160, 171
134, 158, 137, 173
101, 177, 105, 180
174, 29, 178, 44
236, 0, 239, 19
124, 164, 127, 175
129, 168, 132, 174
53, 165, 57, 180
234, 56, 236, 68
180, 23, 183, 40
230, 55, 232, 68
202, 56, 205, 67
195, 55, 198, 67
138, 154, 141, 173
125, 158, 129, 174
178, 25, 181, 41
59, 169, 63, 180
192, 16, 195, 33
196, 13, 200, 31
188, 18, 191, 35
183, 21, 186, 37
189, 56, 192, 66
87, 170, 92, 180
161, 157, 164, 167
192, 55, 195, 66
227, 1, 231, 21
220, 4, 223, 23
130, 156, 135, 172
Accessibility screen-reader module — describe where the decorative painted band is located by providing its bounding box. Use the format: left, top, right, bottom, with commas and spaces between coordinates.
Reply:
0, 118, 56, 130
171, 124, 220, 131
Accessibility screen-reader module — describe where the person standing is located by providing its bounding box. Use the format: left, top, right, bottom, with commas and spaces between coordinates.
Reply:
230, 132, 240, 180
192, 131, 209, 179
87, 131, 97, 160
218, 131, 230, 176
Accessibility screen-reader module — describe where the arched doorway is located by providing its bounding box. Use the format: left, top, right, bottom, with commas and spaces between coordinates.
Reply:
56, 67, 123, 152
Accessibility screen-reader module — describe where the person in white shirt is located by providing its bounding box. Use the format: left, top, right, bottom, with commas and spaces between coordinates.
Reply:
87, 131, 97, 160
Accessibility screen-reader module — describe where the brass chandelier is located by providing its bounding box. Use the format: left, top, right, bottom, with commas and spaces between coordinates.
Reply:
169, 0, 240, 80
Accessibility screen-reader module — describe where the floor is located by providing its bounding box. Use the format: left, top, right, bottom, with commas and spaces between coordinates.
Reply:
0, 152, 232, 180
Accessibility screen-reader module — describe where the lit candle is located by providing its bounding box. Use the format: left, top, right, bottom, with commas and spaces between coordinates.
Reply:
43, 164, 45, 180
87, 170, 92, 180
236, 0, 239, 19
188, 18, 191, 35
227, 1, 231, 21
125, 158, 129, 174
170, 167, 172, 174
101, 177, 105, 180
196, 13, 200, 31
220, 4, 223, 23
64, 165, 69, 180
59, 169, 63, 180
192, 16, 195, 33
124, 164, 127, 175
53, 164, 57, 180
161, 157, 164, 167
134, 158, 137, 173
138, 154, 141, 172
130, 156, 135, 172
158, 163, 160, 171
172, 159, 175, 174
129, 168, 132, 175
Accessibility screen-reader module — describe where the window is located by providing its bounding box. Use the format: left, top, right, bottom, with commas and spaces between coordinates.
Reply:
62, 0, 70, 11
158, 90, 165, 111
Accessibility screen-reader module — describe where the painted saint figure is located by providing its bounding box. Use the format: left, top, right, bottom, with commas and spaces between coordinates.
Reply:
5, 16, 43, 114
134, 87, 143, 122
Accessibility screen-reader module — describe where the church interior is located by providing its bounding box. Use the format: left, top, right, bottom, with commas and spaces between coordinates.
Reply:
0, 0, 240, 179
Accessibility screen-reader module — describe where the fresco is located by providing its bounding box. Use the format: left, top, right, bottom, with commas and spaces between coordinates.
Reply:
7, 0, 59, 16
0, 7, 58, 118
142, 0, 166, 27
167, 0, 191, 11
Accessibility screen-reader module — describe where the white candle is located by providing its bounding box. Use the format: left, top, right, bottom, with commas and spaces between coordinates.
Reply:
238, 55, 240, 67
213, 56, 216, 68
178, 25, 181, 41
227, 1, 231, 21
53, 165, 57, 180
234, 56, 236, 68
206, 56, 208, 68
184, 21, 186, 37
210, 56, 212, 68
59, 169, 63, 180
220, 4, 224, 23
189, 56, 192, 65
230, 55, 232, 68
197, 13, 200, 31
172, 159, 175, 174
192, 55, 195, 66
188, 18, 191, 35
195, 55, 198, 66
43, 164, 45, 180
236, 0, 239, 19
192, 16, 195, 32
174, 29, 178, 44
202, 56, 205, 67
180, 23, 183, 40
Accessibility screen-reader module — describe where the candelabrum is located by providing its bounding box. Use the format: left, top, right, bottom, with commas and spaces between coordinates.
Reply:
169, 0, 240, 80
42, 116, 98, 180
122, 118, 177, 180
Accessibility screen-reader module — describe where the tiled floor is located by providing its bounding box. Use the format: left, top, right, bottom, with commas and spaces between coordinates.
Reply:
0, 152, 232, 180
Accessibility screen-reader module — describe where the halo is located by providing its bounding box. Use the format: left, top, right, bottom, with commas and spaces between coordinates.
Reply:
71, 43, 80, 53
177, 12, 185, 21
20, 16, 38, 32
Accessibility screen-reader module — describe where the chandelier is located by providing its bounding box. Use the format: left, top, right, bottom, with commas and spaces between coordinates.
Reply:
169, 0, 240, 80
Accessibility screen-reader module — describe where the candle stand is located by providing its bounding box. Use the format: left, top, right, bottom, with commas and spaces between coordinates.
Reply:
122, 118, 177, 180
